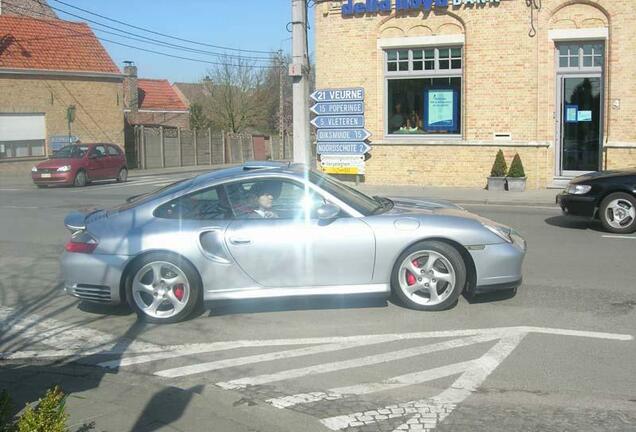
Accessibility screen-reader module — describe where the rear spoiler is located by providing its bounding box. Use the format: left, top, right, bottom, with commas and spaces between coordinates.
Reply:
64, 209, 101, 233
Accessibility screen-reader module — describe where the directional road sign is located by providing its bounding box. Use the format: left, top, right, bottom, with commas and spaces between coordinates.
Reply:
310, 87, 364, 103
316, 128, 371, 142
317, 142, 371, 155
310, 101, 364, 116
320, 154, 366, 175
311, 115, 364, 129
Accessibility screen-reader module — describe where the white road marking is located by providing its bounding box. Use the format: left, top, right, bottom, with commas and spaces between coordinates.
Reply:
602, 235, 636, 240
0, 306, 162, 358
458, 202, 559, 210
0, 188, 26, 192
0, 206, 38, 209
215, 334, 501, 390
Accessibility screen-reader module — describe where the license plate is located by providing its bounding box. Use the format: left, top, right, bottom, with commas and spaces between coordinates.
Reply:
41, 173, 51, 178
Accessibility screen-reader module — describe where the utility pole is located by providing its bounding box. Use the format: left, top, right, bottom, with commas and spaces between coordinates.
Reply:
290, 0, 311, 165
278, 49, 285, 160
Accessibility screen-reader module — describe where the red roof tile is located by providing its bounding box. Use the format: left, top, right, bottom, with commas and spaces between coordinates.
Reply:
0, 15, 119, 74
138, 79, 188, 111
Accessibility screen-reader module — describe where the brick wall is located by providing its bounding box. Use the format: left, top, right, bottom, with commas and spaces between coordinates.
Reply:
0, 75, 124, 158
314, 0, 636, 188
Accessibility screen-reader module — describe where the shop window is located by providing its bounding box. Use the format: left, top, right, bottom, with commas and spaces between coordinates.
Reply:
558, 42, 604, 70
385, 47, 462, 136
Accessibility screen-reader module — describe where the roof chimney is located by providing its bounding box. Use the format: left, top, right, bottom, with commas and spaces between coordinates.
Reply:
123, 61, 138, 112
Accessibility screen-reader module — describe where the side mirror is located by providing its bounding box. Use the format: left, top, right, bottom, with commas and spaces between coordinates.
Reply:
316, 203, 340, 220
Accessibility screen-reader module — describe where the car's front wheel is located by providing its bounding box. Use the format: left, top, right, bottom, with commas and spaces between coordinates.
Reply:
73, 170, 87, 187
126, 253, 202, 323
599, 192, 636, 234
392, 240, 466, 311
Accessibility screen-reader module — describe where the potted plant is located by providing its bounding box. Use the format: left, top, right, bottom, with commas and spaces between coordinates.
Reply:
487, 149, 507, 191
507, 153, 527, 192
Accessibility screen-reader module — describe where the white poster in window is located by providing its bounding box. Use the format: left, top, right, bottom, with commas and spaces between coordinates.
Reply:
577, 110, 592, 122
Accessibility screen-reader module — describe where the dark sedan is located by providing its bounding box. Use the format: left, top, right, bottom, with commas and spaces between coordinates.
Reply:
557, 169, 636, 233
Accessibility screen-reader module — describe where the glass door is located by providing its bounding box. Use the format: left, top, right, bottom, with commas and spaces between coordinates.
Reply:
559, 75, 602, 175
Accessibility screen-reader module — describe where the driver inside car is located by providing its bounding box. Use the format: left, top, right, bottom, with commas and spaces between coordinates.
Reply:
246, 181, 280, 219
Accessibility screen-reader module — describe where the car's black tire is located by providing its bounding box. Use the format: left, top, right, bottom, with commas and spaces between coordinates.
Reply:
391, 240, 466, 311
73, 170, 87, 187
36, 184, 47, 189
125, 252, 202, 324
116, 167, 128, 183
599, 192, 636, 234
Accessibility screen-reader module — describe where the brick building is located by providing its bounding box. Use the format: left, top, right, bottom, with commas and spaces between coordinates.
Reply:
0, 14, 124, 166
314, 0, 636, 189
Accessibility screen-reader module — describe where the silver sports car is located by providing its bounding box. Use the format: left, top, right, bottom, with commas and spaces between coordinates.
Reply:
62, 162, 526, 323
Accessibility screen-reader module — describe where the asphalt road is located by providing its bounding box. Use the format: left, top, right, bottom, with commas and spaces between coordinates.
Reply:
0, 173, 635, 432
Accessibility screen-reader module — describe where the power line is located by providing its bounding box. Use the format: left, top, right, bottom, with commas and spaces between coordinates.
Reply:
30, 0, 274, 62
3, 3, 282, 70
48, 0, 277, 55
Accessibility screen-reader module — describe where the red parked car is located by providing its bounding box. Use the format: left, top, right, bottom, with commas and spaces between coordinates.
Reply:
32, 143, 128, 187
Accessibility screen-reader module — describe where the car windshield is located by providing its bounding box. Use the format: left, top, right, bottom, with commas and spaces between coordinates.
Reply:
308, 171, 384, 216
52, 145, 89, 159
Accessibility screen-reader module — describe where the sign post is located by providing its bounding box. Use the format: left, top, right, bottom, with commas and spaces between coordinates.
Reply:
311, 87, 371, 179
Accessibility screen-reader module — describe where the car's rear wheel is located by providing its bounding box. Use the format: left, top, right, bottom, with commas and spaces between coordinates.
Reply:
117, 167, 128, 182
73, 170, 87, 187
126, 253, 201, 323
392, 240, 466, 311
599, 192, 636, 234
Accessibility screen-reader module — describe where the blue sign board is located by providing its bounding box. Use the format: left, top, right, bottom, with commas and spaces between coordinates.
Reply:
49, 135, 79, 151
311, 115, 365, 129
310, 87, 364, 103
310, 101, 365, 116
317, 142, 371, 155
424, 89, 459, 133
316, 128, 372, 142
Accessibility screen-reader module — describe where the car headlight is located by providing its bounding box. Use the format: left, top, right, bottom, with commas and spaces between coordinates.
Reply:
57, 165, 71, 172
483, 223, 513, 243
31, 166, 38, 172
567, 184, 592, 195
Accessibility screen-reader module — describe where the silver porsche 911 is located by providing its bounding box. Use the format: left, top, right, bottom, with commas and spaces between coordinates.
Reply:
62, 162, 526, 323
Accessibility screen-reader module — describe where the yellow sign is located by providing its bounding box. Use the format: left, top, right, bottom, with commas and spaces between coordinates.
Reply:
322, 166, 360, 175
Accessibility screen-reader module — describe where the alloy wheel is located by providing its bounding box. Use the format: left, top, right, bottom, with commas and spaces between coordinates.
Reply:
398, 250, 456, 307
131, 261, 190, 319
604, 198, 635, 230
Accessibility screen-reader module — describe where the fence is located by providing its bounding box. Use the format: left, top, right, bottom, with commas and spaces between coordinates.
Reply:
131, 126, 288, 170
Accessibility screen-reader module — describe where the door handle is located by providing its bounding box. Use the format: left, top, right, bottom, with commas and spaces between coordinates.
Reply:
229, 236, 252, 245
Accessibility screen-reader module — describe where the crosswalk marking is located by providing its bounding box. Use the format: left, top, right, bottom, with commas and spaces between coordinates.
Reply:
215, 334, 500, 390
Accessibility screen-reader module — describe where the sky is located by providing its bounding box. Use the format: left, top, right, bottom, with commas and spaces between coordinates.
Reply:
51, 0, 315, 83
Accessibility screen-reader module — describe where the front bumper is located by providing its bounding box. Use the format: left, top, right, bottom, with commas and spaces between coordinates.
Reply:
32, 171, 74, 185
470, 241, 525, 294
61, 251, 129, 304
556, 192, 596, 217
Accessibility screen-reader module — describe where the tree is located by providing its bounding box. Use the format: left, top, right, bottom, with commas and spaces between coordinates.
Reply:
189, 103, 210, 130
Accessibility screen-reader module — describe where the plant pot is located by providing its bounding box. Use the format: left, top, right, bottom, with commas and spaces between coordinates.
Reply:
506, 177, 526, 192
487, 176, 506, 191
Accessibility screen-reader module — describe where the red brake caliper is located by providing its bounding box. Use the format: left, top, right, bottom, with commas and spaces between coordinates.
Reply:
406, 259, 418, 286
173, 284, 185, 301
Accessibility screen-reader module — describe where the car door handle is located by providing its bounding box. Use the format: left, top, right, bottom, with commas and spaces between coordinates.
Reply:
229, 236, 252, 245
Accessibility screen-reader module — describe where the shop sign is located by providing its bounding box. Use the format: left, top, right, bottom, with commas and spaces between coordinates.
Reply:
320, 154, 366, 175
49, 135, 79, 151
342, 0, 500, 17
317, 142, 371, 155
311, 115, 365, 129
310, 101, 365, 115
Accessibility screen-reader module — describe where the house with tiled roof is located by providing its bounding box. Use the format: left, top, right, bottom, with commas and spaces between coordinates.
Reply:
0, 13, 125, 164
123, 64, 189, 129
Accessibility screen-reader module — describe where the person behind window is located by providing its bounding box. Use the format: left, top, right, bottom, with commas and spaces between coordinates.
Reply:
246, 182, 280, 219
389, 102, 406, 132
406, 112, 421, 132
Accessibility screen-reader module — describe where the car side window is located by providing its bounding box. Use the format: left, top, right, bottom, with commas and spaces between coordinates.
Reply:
154, 186, 232, 220
107, 145, 121, 156
92, 145, 106, 158
226, 179, 328, 220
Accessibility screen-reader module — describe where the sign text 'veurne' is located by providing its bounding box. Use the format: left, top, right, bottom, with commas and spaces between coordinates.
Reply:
342, 0, 500, 17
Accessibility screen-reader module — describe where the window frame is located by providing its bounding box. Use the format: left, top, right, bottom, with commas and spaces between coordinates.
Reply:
556, 41, 604, 73
384, 45, 464, 139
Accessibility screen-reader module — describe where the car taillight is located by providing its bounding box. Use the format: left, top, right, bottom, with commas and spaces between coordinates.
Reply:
65, 231, 98, 254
